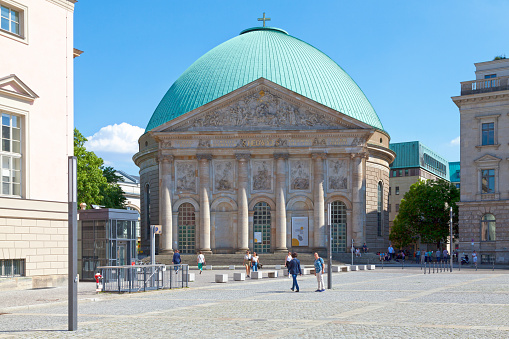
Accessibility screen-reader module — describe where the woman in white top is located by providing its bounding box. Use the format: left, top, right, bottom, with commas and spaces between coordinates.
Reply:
285, 252, 292, 278
197, 251, 205, 274
243, 250, 252, 278
252, 252, 259, 272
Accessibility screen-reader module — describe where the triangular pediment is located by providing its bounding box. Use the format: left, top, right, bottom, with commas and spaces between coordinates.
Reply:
474, 154, 502, 164
152, 78, 371, 133
0, 74, 39, 102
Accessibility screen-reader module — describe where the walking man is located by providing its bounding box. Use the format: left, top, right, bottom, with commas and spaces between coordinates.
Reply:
314, 252, 325, 292
288, 252, 302, 292
172, 249, 181, 274
388, 244, 395, 260
197, 251, 205, 274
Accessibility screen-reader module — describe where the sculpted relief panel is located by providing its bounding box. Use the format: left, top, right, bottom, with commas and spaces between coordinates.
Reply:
251, 159, 273, 192
290, 159, 310, 191
175, 161, 197, 193
328, 159, 348, 191
171, 90, 342, 131
213, 160, 235, 192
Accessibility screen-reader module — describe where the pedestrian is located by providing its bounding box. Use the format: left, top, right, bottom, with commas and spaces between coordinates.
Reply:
416, 250, 421, 264
314, 252, 325, 292
436, 249, 441, 263
243, 250, 252, 278
472, 250, 478, 269
172, 249, 181, 274
252, 252, 259, 272
197, 251, 205, 274
285, 251, 292, 278
388, 244, 395, 260
288, 252, 302, 292
424, 250, 429, 263
355, 248, 361, 257
443, 249, 449, 261
362, 243, 369, 253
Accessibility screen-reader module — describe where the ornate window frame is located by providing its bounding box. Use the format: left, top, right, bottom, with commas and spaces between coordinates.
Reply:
474, 154, 501, 200
475, 114, 501, 151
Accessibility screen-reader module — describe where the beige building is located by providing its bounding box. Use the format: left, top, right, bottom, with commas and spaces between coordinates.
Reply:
134, 27, 395, 256
0, 0, 76, 288
452, 58, 509, 264
388, 141, 450, 229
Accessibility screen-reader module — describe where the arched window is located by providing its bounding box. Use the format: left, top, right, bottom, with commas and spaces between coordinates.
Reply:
330, 201, 347, 253
144, 184, 150, 239
481, 214, 496, 241
377, 182, 383, 237
253, 202, 271, 253
178, 203, 196, 253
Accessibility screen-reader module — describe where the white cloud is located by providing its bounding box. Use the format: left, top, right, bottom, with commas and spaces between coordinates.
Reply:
450, 136, 460, 146
86, 123, 144, 154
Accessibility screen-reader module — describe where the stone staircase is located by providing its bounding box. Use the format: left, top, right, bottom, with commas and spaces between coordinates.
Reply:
332, 252, 380, 265
145, 252, 349, 267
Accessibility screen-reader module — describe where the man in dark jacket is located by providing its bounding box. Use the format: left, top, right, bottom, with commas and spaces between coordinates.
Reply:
288, 252, 302, 292
172, 249, 181, 273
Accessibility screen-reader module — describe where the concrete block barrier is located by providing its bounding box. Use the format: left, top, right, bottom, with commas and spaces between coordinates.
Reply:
233, 272, 245, 281
215, 274, 228, 283
251, 271, 262, 279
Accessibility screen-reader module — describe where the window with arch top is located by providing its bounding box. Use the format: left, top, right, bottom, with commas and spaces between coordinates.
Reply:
481, 214, 496, 241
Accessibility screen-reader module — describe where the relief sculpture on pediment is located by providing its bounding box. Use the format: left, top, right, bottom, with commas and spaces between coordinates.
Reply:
214, 160, 234, 191
176, 90, 338, 131
175, 161, 196, 192
252, 160, 272, 191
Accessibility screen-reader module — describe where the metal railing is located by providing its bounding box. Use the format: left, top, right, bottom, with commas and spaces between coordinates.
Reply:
98, 264, 188, 293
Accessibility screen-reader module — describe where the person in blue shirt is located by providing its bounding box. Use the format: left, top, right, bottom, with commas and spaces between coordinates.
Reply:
288, 252, 302, 292
314, 252, 325, 292
172, 249, 181, 274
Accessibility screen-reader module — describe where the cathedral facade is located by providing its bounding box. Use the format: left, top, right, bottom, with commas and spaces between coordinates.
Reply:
134, 27, 394, 254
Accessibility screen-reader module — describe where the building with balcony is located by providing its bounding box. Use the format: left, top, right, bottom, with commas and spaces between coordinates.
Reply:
452, 58, 509, 264
0, 0, 77, 288
388, 141, 450, 230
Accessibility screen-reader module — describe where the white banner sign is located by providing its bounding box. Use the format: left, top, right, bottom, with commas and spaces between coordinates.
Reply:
292, 217, 308, 247
254, 232, 262, 244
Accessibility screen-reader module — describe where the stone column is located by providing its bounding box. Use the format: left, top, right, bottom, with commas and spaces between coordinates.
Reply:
197, 154, 212, 253
236, 153, 250, 252
312, 153, 327, 251
274, 153, 288, 252
158, 152, 174, 254
351, 153, 367, 247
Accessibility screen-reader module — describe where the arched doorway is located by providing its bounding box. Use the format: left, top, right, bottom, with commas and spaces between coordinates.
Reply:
330, 201, 347, 253
178, 203, 196, 254
253, 202, 271, 253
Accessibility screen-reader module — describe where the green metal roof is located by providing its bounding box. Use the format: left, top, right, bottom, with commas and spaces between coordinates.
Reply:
389, 141, 450, 180
146, 27, 384, 131
449, 161, 460, 183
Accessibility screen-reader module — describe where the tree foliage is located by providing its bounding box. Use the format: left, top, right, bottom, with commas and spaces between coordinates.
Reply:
389, 179, 459, 247
74, 129, 126, 209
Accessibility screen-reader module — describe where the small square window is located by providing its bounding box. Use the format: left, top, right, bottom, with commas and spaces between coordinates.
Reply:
405, 169, 409, 176
484, 74, 496, 79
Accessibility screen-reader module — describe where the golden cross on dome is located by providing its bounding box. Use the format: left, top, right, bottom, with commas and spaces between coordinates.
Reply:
257, 12, 271, 27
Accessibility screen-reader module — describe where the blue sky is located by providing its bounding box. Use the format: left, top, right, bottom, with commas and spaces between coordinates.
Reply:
74, 1, 509, 175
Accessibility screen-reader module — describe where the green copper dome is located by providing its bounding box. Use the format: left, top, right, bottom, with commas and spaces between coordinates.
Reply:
146, 27, 384, 131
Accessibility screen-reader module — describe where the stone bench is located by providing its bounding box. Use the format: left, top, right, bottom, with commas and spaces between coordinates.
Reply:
302, 268, 313, 275
215, 274, 228, 283
234, 272, 245, 281
275, 265, 282, 270
340, 266, 351, 272
267, 271, 278, 278
367, 265, 376, 270
251, 271, 263, 279
229, 265, 236, 270
331, 266, 341, 272
283, 269, 289, 276
205, 265, 213, 270
350, 265, 359, 271
186, 273, 195, 282
358, 265, 367, 270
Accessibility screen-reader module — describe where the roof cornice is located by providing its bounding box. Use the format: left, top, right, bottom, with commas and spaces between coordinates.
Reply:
45, 0, 75, 12
451, 90, 509, 107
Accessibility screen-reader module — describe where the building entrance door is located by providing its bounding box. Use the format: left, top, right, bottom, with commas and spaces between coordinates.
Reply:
330, 201, 347, 253
253, 202, 271, 253
117, 242, 127, 266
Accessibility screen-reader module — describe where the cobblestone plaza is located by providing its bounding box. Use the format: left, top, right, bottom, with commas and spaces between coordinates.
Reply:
1, 268, 509, 338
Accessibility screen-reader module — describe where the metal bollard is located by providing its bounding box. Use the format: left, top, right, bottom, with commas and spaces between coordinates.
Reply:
402, 259, 404, 270
493, 259, 495, 271
424, 262, 426, 274
429, 262, 431, 274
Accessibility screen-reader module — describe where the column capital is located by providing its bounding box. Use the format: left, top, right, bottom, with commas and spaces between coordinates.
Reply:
273, 152, 289, 160
311, 152, 327, 160
235, 153, 251, 161
196, 153, 213, 161
157, 152, 174, 163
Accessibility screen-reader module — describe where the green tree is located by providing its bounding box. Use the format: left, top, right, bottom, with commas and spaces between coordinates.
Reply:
389, 217, 417, 249
74, 129, 127, 209
74, 128, 107, 208
100, 166, 127, 209
390, 179, 459, 246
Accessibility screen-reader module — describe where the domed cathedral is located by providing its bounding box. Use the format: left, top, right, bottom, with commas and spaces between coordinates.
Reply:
134, 26, 395, 255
